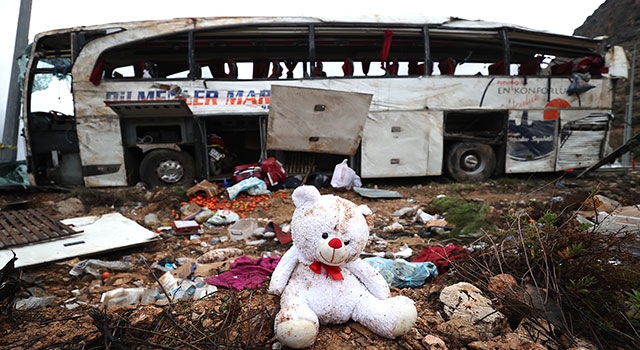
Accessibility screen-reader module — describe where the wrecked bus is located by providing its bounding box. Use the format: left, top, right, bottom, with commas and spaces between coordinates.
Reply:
20, 16, 628, 187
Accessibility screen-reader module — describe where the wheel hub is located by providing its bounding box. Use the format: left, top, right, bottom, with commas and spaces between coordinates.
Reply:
462, 154, 479, 171
156, 160, 184, 183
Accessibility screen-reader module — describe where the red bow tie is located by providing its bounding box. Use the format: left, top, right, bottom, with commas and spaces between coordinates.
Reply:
309, 261, 344, 281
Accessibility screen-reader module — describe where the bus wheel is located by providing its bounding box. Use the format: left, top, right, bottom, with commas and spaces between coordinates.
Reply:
139, 149, 195, 187
445, 142, 496, 182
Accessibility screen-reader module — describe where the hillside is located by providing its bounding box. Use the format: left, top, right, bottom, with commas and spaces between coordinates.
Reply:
574, 0, 640, 155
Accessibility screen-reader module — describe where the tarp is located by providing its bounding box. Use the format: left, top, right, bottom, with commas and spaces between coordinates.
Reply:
0, 160, 29, 187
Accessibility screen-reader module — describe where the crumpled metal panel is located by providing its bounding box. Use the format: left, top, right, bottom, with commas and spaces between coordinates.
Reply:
266, 85, 371, 155
556, 113, 611, 170
75, 116, 127, 187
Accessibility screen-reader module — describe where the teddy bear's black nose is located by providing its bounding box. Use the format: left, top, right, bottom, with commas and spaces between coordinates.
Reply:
328, 238, 342, 249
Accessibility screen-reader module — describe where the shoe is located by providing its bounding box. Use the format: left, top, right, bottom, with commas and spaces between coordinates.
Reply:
266, 221, 292, 244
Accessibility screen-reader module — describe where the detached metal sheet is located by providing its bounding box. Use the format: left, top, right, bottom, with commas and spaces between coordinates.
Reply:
361, 110, 443, 178
0, 212, 159, 268
267, 85, 372, 155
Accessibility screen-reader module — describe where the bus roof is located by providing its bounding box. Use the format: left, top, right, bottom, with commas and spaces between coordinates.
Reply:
33, 15, 599, 42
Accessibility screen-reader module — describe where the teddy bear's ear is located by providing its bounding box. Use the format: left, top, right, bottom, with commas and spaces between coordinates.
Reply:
358, 204, 375, 228
292, 185, 321, 209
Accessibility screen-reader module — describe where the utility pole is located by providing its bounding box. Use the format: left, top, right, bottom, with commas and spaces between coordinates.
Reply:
1, 0, 32, 162
621, 43, 636, 167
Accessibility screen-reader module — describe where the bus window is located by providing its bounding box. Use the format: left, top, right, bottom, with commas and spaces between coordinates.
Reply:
103, 32, 190, 80
194, 26, 310, 80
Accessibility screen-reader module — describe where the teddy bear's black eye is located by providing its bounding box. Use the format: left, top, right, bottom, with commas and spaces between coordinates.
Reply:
322, 232, 328, 239
344, 240, 350, 245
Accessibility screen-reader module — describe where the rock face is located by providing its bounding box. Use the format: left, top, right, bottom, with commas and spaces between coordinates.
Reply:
574, 0, 640, 48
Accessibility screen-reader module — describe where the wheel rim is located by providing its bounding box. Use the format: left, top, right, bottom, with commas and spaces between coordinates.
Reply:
156, 159, 184, 183
461, 153, 482, 172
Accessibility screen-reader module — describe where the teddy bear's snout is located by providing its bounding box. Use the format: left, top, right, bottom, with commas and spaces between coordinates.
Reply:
328, 238, 342, 249
317, 236, 349, 265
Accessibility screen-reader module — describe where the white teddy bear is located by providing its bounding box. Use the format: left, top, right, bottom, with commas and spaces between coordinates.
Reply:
268, 185, 417, 348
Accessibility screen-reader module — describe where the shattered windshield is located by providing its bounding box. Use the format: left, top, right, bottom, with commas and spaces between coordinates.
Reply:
30, 57, 74, 115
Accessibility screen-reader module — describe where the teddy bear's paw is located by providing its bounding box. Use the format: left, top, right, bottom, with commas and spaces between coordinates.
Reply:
276, 319, 318, 349
391, 303, 418, 337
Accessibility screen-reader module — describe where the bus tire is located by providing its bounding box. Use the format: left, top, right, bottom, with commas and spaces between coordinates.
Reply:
445, 142, 496, 182
139, 149, 195, 187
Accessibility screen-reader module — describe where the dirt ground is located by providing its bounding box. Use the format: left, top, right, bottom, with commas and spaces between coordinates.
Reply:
1, 170, 639, 349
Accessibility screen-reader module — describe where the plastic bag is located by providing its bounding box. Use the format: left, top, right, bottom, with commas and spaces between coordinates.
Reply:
226, 177, 271, 200
330, 159, 362, 190
364, 257, 438, 288
204, 209, 240, 226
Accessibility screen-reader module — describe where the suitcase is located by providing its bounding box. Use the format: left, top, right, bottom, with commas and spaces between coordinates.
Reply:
261, 157, 286, 187
232, 163, 262, 184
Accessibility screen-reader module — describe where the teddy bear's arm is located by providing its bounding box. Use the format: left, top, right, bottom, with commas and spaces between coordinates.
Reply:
346, 259, 391, 299
268, 246, 301, 295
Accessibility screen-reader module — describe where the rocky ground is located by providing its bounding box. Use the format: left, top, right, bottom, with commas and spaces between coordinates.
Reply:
1, 170, 640, 349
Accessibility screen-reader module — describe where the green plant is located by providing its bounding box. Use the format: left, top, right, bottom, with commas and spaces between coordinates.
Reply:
558, 242, 587, 259
431, 196, 493, 239
625, 289, 640, 319
567, 275, 597, 294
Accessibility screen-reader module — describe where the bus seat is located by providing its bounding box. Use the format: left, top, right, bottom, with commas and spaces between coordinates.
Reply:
438, 57, 457, 75
284, 60, 297, 78
575, 55, 604, 76
361, 59, 371, 76
312, 61, 326, 77
550, 60, 574, 75
488, 60, 505, 75
225, 60, 238, 79
253, 60, 269, 78
385, 59, 399, 76
342, 57, 354, 76
518, 57, 542, 75
408, 60, 426, 75
269, 60, 284, 79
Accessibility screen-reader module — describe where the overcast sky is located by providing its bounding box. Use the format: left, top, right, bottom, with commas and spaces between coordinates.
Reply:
0, 0, 605, 144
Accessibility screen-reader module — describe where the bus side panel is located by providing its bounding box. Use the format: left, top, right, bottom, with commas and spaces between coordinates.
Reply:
361, 111, 443, 178
555, 111, 611, 171
505, 110, 557, 173
75, 116, 127, 187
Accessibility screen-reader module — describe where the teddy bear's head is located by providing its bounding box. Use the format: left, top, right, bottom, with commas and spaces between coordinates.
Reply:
290, 185, 372, 266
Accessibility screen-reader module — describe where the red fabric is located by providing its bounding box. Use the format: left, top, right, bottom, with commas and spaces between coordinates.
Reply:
204, 256, 280, 290
90, 59, 105, 86
411, 243, 466, 275
310, 261, 344, 280
379, 30, 393, 69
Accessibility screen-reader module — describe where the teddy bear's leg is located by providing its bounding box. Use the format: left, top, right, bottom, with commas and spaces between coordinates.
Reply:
352, 293, 417, 339
274, 300, 319, 349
